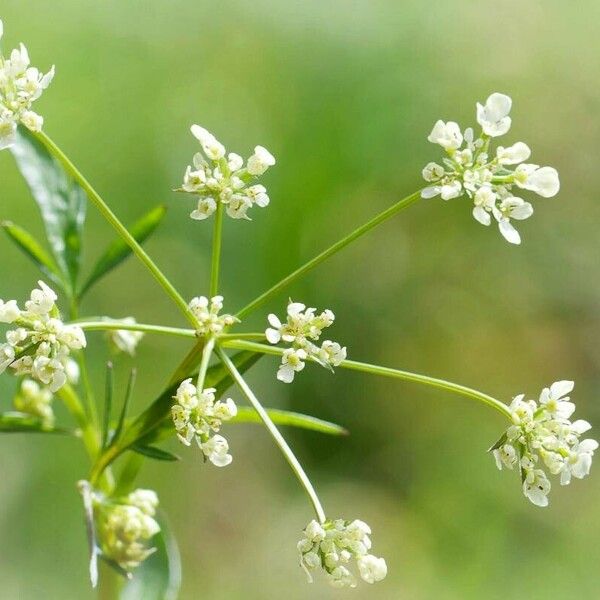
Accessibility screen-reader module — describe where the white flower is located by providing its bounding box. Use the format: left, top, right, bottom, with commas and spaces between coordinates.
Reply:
476, 92, 512, 137
246, 145, 276, 176
497, 142, 531, 165
522, 468, 551, 507
181, 127, 275, 221
492, 196, 534, 245
0, 22, 55, 149
357, 555, 388, 584
318, 341, 347, 367
201, 434, 233, 467
277, 348, 307, 383
298, 518, 386, 588
127, 489, 159, 517
422, 93, 559, 244
491, 380, 596, 506
0, 299, 20, 323
107, 317, 144, 355
427, 120, 463, 150
514, 164, 560, 198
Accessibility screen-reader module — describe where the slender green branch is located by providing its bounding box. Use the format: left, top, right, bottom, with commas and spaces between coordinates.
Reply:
218, 332, 266, 341
217, 346, 327, 523
209, 202, 224, 297
220, 340, 512, 419
236, 190, 422, 318
73, 320, 196, 339
196, 337, 216, 393
33, 130, 198, 328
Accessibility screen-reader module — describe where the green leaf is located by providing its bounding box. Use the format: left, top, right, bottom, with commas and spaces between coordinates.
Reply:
131, 444, 180, 462
121, 519, 181, 600
0, 411, 72, 434
10, 127, 87, 291
1, 220, 64, 287
111, 368, 137, 447
79, 205, 167, 298
231, 407, 348, 436
102, 362, 114, 450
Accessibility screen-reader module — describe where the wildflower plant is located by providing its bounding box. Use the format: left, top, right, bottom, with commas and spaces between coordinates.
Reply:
0, 17, 595, 597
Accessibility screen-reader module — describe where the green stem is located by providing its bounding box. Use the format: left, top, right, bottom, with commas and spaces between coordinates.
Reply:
196, 337, 216, 393
58, 384, 100, 456
33, 130, 198, 328
218, 332, 266, 341
220, 340, 512, 419
236, 190, 422, 318
209, 202, 224, 297
217, 346, 327, 523
74, 320, 196, 339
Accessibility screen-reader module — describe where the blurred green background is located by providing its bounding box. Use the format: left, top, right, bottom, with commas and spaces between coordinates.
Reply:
1, 1, 599, 598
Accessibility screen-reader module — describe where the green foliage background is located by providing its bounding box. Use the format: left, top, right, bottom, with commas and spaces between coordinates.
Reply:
1, 1, 599, 598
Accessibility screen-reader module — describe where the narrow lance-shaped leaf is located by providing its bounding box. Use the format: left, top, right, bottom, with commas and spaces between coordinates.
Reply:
79, 205, 167, 298
120, 516, 181, 600
131, 444, 180, 462
102, 362, 114, 450
111, 368, 137, 447
10, 127, 87, 291
0, 411, 72, 435
1, 220, 64, 287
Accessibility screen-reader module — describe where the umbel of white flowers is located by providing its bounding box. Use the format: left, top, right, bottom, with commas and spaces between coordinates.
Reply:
422, 92, 560, 245
94, 488, 161, 571
172, 379, 237, 466
179, 125, 275, 221
0, 281, 86, 392
266, 301, 347, 383
491, 380, 598, 507
189, 295, 237, 337
0, 20, 55, 150
298, 519, 387, 588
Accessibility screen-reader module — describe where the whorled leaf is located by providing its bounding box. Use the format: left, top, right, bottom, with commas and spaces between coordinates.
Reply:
79, 205, 167, 298
10, 127, 87, 292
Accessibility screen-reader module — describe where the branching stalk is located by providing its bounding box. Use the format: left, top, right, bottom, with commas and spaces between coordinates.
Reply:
236, 190, 422, 318
210, 202, 224, 297
217, 346, 327, 523
219, 340, 512, 419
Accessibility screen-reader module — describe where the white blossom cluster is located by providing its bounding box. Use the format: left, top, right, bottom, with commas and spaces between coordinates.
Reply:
189, 295, 237, 337
0, 281, 86, 392
107, 317, 144, 355
266, 301, 347, 383
492, 381, 598, 507
13, 378, 55, 427
171, 378, 237, 467
298, 519, 387, 588
95, 489, 161, 571
180, 125, 275, 221
0, 20, 55, 150
422, 92, 560, 244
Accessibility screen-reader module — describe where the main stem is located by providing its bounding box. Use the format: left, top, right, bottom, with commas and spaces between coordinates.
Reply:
220, 340, 512, 419
210, 202, 224, 297
236, 190, 422, 318
217, 346, 327, 523
196, 337, 216, 393
33, 131, 198, 328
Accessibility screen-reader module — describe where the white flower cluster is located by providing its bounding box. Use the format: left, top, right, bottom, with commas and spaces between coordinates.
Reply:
298, 519, 387, 588
171, 378, 237, 467
0, 20, 55, 150
96, 489, 160, 571
189, 295, 237, 337
0, 281, 86, 392
107, 317, 144, 355
266, 301, 347, 383
180, 125, 275, 221
13, 378, 54, 427
422, 92, 560, 244
492, 381, 598, 507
